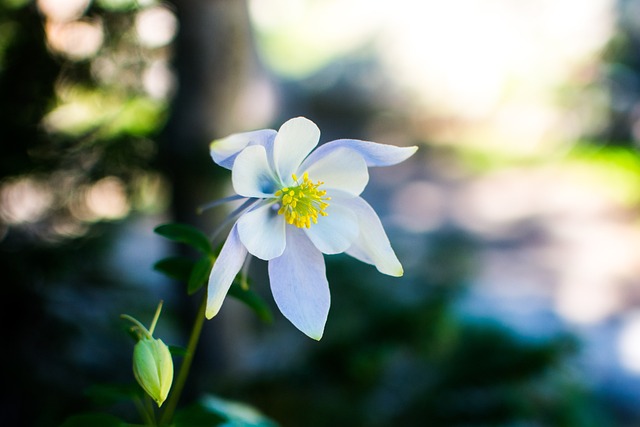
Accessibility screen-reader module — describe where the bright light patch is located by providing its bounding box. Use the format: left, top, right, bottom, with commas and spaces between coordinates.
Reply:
84, 177, 130, 220
249, 0, 614, 154
45, 19, 103, 60
143, 60, 176, 100
0, 177, 54, 224
618, 312, 640, 374
135, 6, 178, 49
37, 0, 90, 23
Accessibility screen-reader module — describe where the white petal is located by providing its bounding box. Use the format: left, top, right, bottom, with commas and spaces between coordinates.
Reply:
210, 129, 277, 170
343, 197, 403, 277
303, 139, 418, 168
231, 145, 278, 198
269, 227, 329, 340
300, 147, 368, 196
273, 117, 320, 183
206, 225, 247, 319
237, 202, 286, 260
304, 201, 358, 254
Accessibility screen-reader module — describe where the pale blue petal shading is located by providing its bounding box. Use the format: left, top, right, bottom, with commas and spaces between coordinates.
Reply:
302, 139, 418, 168
206, 225, 248, 319
210, 199, 259, 242
197, 194, 245, 214
269, 227, 330, 340
210, 129, 277, 170
273, 117, 320, 184
232, 145, 278, 198
237, 202, 286, 261
342, 197, 404, 277
304, 201, 358, 254
300, 147, 369, 196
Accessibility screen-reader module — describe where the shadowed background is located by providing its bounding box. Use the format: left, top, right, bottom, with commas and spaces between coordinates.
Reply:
3, 0, 640, 426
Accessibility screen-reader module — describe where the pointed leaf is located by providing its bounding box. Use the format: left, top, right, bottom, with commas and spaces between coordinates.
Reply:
153, 256, 195, 282
188, 256, 214, 295
228, 281, 273, 323
154, 223, 213, 255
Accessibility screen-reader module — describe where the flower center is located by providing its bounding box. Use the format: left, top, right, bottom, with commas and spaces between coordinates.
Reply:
275, 172, 330, 228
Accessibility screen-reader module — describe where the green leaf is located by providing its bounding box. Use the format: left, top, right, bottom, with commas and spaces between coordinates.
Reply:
154, 223, 213, 255
154, 256, 195, 282
59, 413, 127, 427
188, 256, 214, 295
228, 282, 273, 323
200, 394, 280, 427
173, 402, 226, 427
169, 345, 188, 357
85, 383, 140, 406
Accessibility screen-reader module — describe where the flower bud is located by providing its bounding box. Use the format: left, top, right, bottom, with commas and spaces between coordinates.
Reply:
132, 337, 173, 407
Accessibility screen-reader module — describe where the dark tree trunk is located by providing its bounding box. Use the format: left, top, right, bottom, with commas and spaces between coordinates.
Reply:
158, 0, 259, 402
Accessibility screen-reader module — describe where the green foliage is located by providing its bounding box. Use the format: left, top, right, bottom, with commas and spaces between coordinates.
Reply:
153, 223, 273, 323
171, 395, 279, 427
154, 256, 196, 282
199, 395, 279, 427
189, 256, 214, 294
154, 223, 214, 255
173, 403, 226, 427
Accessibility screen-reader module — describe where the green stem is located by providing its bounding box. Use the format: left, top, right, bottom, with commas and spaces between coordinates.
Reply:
133, 396, 156, 427
144, 395, 158, 426
134, 396, 155, 427
158, 294, 207, 426
121, 314, 152, 340
149, 300, 164, 335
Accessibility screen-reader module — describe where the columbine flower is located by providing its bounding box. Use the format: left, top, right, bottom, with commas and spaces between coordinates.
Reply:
206, 117, 417, 340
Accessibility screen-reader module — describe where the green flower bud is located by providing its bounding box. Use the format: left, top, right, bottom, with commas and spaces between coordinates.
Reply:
132, 337, 173, 407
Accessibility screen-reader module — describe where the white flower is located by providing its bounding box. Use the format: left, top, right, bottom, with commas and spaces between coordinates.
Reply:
206, 117, 417, 340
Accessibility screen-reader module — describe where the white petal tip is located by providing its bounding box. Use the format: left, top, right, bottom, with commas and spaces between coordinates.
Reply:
204, 308, 216, 320
306, 330, 324, 341
380, 264, 404, 277
209, 138, 224, 153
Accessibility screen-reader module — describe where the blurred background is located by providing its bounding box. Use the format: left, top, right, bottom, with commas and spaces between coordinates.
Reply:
4, 0, 640, 425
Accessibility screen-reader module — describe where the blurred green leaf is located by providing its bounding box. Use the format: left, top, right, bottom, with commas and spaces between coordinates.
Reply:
200, 394, 280, 427
228, 282, 273, 324
189, 256, 214, 295
59, 413, 127, 427
42, 88, 165, 139
85, 383, 140, 406
174, 402, 226, 427
169, 345, 188, 357
153, 256, 196, 282
105, 97, 166, 137
154, 223, 213, 254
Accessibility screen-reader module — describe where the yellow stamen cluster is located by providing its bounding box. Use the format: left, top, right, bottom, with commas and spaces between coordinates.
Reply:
275, 172, 330, 228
